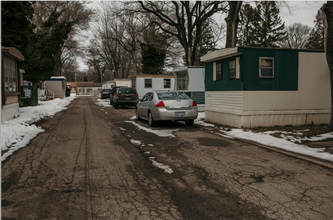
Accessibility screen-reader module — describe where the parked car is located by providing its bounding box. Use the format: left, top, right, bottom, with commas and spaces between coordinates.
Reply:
112, 87, 138, 109
136, 90, 198, 127
110, 86, 128, 105
100, 89, 112, 99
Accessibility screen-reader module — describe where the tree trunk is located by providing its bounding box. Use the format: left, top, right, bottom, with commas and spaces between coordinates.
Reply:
54, 48, 62, 76
225, 1, 242, 48
323, 1, 333, 128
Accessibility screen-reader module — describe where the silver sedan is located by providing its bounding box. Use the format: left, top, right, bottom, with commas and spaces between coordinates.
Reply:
136, 90, 198, 127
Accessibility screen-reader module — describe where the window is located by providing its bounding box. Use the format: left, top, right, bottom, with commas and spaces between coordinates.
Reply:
259, 57, 274, 78
229, 60, 236, 79
177, 72, 188, 90
145, 79, 152, 88
157, 91, 189, 100
79, 89, 85, 92
216, 62, 222, 80
4, 58, 17, 92
164, 79, 171, 89
87, 89, 92, 92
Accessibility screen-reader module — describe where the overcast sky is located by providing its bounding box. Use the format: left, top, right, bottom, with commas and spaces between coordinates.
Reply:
77, 1, 325, 71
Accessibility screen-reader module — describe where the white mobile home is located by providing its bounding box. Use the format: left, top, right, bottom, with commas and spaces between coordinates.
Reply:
173, 66, 205, 111
113, 79, 132, 87
200, 47, 331, 128
130, 74, 175, 98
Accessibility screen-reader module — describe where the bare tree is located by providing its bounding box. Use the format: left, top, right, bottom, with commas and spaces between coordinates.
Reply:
280, 23, 311, 49
322, 1, 333, 128
225, 1, 242, 48
134, 1, 228, 66
32, 1, 94, 76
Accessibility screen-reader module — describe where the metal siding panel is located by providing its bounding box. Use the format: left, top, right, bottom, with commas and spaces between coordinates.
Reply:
242, 48, 298, 90
205, 91, 243, 110
298, 52, 331, 110
201, 47, 238, 62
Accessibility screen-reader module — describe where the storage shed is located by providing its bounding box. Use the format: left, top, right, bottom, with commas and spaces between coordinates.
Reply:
45, 76, 67, 99
200, 47, 331, 128
1, 47, 24, 122
129, 74, 175, 98
173, 66, 205, 111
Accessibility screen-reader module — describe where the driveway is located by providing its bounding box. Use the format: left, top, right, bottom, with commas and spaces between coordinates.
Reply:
2, 96, 333, 220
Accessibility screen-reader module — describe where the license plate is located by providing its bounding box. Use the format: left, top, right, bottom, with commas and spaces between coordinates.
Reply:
175, 112, 185, 117
125, 97, 131, 100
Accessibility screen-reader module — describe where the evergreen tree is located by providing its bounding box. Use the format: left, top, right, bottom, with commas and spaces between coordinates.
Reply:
24, 12, 73, 83
140, 31, 169, 75
250, 1, 287, 48
306, 8, 325, 50
237, 3, 258, 46
1, 1, 35, 61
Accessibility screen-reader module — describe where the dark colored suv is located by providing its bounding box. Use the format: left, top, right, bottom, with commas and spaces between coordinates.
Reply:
100, 89, 112, 99
112, 87, 138, 109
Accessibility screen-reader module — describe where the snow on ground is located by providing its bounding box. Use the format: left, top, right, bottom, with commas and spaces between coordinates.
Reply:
94, 98, 112, 108
218, 129, 333, 162
124, 121, 178, 137
2, 96, 333, 163
151, 160, 173, 174
194, 112, 215, 127
1, 94, 77, 161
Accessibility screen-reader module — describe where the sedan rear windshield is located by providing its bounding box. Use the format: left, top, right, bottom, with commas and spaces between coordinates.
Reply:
102, 89, 111, 92
157, 92, 189, 100
118, 88, 137, 94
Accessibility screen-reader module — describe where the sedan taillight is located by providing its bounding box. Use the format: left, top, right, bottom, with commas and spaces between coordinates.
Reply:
156, 101, 165, 108
135, 94, 138, 97
116, 94, 120, 97
193, 101, 197, 107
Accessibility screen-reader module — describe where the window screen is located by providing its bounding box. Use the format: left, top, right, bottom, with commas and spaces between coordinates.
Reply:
145, 79, 152, 88
259, 58, 274, 78
164, 79, 171, 88
229, 60, 236, 79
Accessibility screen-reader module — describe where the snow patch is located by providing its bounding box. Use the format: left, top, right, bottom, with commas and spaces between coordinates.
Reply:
124, 121, 178, 137
219, 129, 333, 162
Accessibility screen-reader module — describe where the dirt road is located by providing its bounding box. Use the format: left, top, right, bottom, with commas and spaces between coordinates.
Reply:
2, 96, 333, 220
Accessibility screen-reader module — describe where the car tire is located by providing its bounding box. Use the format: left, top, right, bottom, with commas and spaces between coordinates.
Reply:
136, 108, 140, 120
185, 119, 194, 126
114, 103, 118, 109
148, 111, 156, 127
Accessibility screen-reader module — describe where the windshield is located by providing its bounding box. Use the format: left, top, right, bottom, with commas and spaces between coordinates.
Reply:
157, 92, 189, 100
119, 88, 137, 94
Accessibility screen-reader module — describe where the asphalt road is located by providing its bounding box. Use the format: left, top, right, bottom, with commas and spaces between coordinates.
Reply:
2, 96, 333, 220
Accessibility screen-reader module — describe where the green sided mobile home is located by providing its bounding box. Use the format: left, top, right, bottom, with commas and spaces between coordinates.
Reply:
200, 47, 331, 128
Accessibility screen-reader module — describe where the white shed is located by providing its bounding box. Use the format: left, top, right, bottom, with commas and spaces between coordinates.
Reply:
129, 74, 175, 98
173, 66, 205, 111
45, 76, 67, 99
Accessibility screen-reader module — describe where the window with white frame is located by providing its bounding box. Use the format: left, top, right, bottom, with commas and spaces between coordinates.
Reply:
164, 78, 171, 88
177, 72, 188, 90
4, 58, 17, 92
259, 57, 274, 78
145, 78, 152, 88
229, 60, 236, 79
79, 89, 85, 92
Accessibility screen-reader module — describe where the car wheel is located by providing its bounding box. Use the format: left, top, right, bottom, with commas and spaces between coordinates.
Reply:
185, 119, 194, 126
136, 108, 140, 120
114, 103, 118, 109
148, 111, 156, 127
